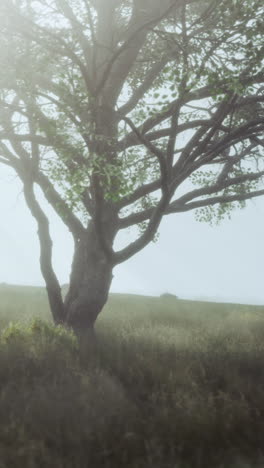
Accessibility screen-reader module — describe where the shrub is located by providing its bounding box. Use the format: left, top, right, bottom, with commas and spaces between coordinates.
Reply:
160, 292, 178, 299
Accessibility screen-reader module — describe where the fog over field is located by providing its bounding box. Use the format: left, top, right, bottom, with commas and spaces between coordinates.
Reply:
1, 164, 264, 305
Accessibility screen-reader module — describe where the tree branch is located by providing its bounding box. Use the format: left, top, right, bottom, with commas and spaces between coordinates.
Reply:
118, 56, 170, 115
36, 172, 85, 239
114, 184, 171, 264
117, 178, 162, 209
118, 120, 227, 151
95, 0, 179, 104
118, 170, 264, 228
54, 0, 93, 72
121, 116, 169, 194
171, 189, 264, 213
4, 1, 94, 94
123, 71, 264, 138
118, 90, 264, 151
22, 177, 65, 324
0, 132, 49, 146
171, 171, 264, 207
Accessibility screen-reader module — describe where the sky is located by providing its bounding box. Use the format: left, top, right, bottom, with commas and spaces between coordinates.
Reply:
1, 163, 264, 305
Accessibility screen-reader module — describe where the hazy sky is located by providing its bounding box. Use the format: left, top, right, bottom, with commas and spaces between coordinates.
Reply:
1, 163, 264, 305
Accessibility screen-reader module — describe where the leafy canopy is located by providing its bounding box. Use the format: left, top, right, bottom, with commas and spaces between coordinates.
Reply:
0, 0, 263, 262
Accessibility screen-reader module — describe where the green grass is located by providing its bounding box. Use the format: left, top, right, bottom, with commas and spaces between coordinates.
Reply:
1, 284, 264, 467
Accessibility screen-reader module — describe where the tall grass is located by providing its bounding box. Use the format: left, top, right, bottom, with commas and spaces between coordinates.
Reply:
1, 284, 264, 467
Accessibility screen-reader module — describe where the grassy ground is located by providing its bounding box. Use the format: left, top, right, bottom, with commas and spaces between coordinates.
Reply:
1, 284, 264, 467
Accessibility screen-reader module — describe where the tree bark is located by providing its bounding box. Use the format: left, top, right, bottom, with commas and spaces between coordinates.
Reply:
64, 221, 114, 339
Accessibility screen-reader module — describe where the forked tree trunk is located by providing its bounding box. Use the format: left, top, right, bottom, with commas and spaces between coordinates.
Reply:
63, 222, 114, 340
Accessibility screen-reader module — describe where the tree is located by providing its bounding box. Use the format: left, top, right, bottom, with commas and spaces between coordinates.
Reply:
0, 0, 263, 340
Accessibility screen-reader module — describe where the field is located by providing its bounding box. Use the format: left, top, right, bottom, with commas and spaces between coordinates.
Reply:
1, 284, 264, 468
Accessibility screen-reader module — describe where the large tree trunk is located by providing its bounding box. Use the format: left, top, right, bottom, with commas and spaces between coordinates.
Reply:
64, 221, 114, 340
